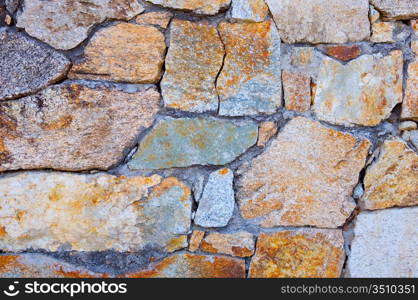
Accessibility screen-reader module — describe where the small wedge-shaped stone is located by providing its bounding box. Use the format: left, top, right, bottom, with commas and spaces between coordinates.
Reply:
0, 82, 160, 171
370, 0, 418, 20
265, 0, 370, 43
230, 0, 269, 22
217, 21, 282, 116
249, 229, 345, 278
69, 23, 166, 83
147, 0, 231, 15
362, 139, 418, 210
201, 232, 255, 257
402, 45, 418, 120
0, 172, 191, 252
162, 20, 224, 113
237, 117, 370, 228
0, 29, 70, 101
16, 0, 144, 50
313, 51, 403, 126
128, 117, 258, 170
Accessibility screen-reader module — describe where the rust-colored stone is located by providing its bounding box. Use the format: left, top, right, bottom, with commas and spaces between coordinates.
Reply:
282, 71, 311, 112
257, 121, 277, 147
189, 230, 205, 252
325, 45, 362, 62
401, 53, 418, 120
135, 11, 173, 28
201, 232, 255, 257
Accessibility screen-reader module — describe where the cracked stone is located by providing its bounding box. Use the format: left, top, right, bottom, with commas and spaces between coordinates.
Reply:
201, 232, 255, 257
313, 50, 403, 127
135, 11, 173, 28
324, 45, 362, 62
0, 82, 160, 171
230, 0, 269, 22
217, 21, 282, 116
128, 117, 258, 170
147, 0, 231, 15
194, 168, 235, 228
69, 23, 166, 84
16, 0, 144, 50
161, 20, 224, 113
371, 22, 396, 43
347, 207, 418, 277
249, 229, 345, 278
189, 230, 205, 252
265, 0, 370, 43
0, 29, 70, 101
370, 0, 418, 20
401, 50, 418, 120
361, 139, 418, 210
0, 172, 191, 252
282, 71, 311, 112
237, 117, 370, 228
257, 121, 277, 147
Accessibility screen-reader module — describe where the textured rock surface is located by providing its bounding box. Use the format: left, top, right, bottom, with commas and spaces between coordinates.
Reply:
123, 253, 245, 278
201, 232, 255, 257
237, 117, 370, 228
128, 117, 258, 170
135, 11, 173, 28
0, 172, 191, 252
370, 0, 418, 20
313, 51, 403, 126
16, 0, 144, 50
147, 0, 231, 15
194, 168, 235, 227
217, 21, 282, 116
189, 230, 205, 252
265, 0, 370, 43
0, 83, 160, 171
361, 139, 418, 210
371, 22, 396, 43
249, 229, 345, 278
257, 121, 277, 147
325, 45, 362, 62
347, 208, 418, 277
282, 71, 311, 112
69, 23, 166, 83
401, 44, 418, 120
161, 20, 224, 112
0, 29, 70, 101
230, 0, 269, 22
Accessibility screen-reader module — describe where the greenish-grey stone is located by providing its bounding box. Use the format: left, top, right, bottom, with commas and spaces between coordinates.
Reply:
128, 117, 258, 170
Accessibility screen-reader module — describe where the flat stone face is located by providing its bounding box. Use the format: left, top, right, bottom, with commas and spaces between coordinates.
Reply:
201, 232, 255, 257
161, 20, 224, 113
362, 139, 418, 210
265, 0, 370, 43
194, 168, 235, 228
123, 253, 245, 278
69, 23, 166, 84
230, 0, 269, 22
189, 230, 205, 252
249, 229, 345, 278
135, 11, 173, 28
147, 0, 231, 15
128, 117, 258, 170
217, 21, 282, 116
282, 71, 311, 112
0, 172, 191, 252
237, 117, 370, 228
370, 0, 418, 20
325, 45, 362, 62
0, 83, 160, 171
0, 29, 70, 101
16, 0, 144, 50
347, 208, 418, 278
401, 57, 418, 120
371, 22, 396, 43
257, 121, 277, 147
313, 51, 403, 127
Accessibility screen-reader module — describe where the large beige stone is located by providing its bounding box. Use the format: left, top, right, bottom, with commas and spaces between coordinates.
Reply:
313, 51, 403, 126
147, 0, 231, 15
0, 172, 191, 252
0, 82, 160, 171
370, 0, 418, 20
265, 0, 370, 43
362, 139, 418, 210
16, 0, 144, 50
237, 117, 370, 228
69, 23, 166, 84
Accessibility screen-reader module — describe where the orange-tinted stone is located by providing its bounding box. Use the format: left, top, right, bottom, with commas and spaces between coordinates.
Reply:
325, 45, 362, 62
136, 11, 173, 28
189, 230, 205, 252
401, 51, 418, 120
147, 0, 231, 15
201, 232, 255, 257
282, 71, 311, 112
257, 121, 277, 147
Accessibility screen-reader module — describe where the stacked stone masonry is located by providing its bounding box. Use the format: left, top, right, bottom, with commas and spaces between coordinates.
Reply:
0, 0, 416, 278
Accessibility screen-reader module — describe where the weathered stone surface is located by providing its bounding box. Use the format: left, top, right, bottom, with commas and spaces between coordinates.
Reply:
189, 230, 205, 252
313, 51, 403, 126
290, 47, 315, 66
0, 172, 191, 252
399, 121, 417, 131
217, 21, 281, 116
230, 0, 269, 22
237, 117, 370, 228
123, 253, 246, 278
147, 0, 231, 15
249, 229, 345, 278
401, 56, 418, 120
325, 45, 362, 62
194, 168, 235, 227
201, 232, 255, 257
128, 117, 258, 170
370, 5, 381, 24
161, 20, 224, 113
0, 83, 160, 171
265, 0, 370, 43
69, 23, 166, 84
257, 121, 277, 147
282, 71, 311, 112
0, 29, 70, 101
5, 0, 18, 14
412, 20, 418, 35
347, 207, 418, 278
361, 139, 418, 210
135, 11, 173, 28
16, 0, 144, 50
0, 254, 101, 278
371, 22, 396, 43
370, 0, 418, 20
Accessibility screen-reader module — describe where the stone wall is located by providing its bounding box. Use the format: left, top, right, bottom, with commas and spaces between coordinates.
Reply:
0, 0, 416, 278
